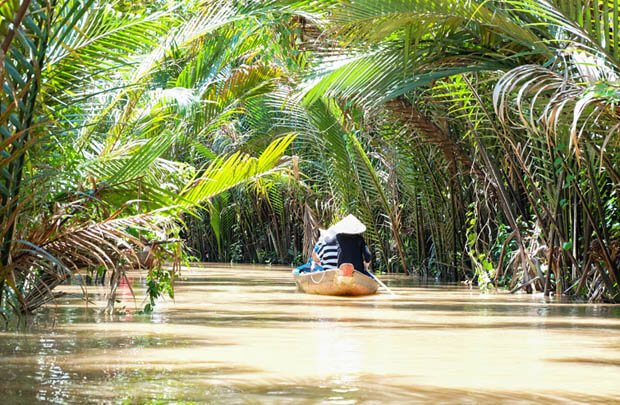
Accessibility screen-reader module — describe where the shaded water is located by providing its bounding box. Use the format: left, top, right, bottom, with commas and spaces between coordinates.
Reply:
1, 264, 620, 404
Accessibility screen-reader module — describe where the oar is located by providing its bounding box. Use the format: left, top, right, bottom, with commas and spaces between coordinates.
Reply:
367, 270, 396, 296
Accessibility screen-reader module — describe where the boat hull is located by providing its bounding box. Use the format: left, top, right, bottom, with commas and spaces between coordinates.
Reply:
294, 268, 379, 296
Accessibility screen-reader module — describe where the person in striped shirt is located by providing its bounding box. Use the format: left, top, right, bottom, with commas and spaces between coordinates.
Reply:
311, 229, 339, 271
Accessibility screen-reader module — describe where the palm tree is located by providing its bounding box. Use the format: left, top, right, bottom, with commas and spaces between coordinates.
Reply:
296, 0, 619, 299
0, 0, 302, 317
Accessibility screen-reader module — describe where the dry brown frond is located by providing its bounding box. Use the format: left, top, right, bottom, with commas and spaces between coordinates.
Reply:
5, 210, 175, 314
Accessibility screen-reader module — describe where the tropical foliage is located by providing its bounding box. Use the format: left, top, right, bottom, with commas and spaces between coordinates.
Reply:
189, 0, 619, 302
1, 0, 619, 320
0, 0, 299, 318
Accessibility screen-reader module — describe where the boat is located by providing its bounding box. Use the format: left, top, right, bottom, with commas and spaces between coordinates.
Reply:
293, 263, 379, 296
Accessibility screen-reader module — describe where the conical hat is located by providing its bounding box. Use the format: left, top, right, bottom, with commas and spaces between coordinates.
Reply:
328, 214, 366, 235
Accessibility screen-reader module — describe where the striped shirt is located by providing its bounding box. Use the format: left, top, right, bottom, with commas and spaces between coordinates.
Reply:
314, 240, 339, 270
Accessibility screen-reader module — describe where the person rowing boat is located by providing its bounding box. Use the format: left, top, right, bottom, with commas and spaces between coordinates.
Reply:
293, 214, 386, 296
325, 214, 372, 278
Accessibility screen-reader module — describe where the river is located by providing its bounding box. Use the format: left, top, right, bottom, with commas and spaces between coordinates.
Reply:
1, 264, 620, 404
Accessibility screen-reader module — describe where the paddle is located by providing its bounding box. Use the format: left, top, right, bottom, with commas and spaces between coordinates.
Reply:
367, 267, 396, 296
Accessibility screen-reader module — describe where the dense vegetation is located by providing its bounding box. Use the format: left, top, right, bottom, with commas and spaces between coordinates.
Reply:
1, 0, 619, 318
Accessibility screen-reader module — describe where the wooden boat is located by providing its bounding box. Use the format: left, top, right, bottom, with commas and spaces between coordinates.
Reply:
294, 263, 379, 296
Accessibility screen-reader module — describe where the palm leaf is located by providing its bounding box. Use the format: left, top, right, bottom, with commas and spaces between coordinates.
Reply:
179, 133, 296, 208
350, 133, 409, 273
5, 208, 175, 314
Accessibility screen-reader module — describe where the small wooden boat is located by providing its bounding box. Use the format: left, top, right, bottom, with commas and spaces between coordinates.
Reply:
294, 263, 379, 296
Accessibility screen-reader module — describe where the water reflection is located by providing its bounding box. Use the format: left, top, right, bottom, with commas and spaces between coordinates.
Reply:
1, 264, 619, 404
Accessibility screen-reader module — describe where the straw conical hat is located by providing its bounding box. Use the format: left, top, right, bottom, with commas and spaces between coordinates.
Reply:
328, 214, 366, 235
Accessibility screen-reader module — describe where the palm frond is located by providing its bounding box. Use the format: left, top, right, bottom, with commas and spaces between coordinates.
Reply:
179, 133, 296, 208
44, 1, 170, 104
350, 134, 409, 273
493, 62, 620, 158
329, 0, 543, 49
506, 0, 620, 67
6, 208, 175, 314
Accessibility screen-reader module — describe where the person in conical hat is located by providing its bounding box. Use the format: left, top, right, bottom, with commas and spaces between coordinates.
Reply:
328, 214, 372, 276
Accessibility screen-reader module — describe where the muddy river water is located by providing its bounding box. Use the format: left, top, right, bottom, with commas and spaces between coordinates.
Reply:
1, 264, 620, 404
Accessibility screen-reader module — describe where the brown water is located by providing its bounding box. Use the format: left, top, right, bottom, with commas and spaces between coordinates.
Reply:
1, 264, 620, 404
